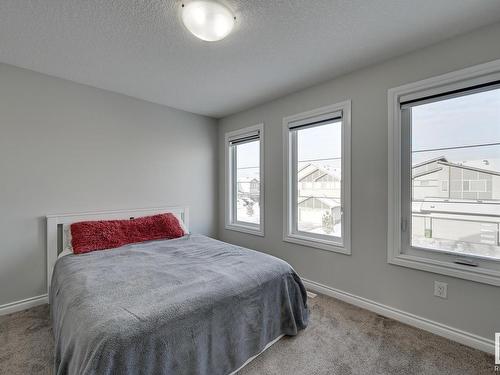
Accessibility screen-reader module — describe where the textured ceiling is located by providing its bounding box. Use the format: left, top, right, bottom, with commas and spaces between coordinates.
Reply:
1, 1, 500, 118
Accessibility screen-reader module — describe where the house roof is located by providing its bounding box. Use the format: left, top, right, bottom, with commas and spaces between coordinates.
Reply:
412, 156, 448, 169
437, 160, 500, 177
298, 163, 341, 181
237, 177, 259, 182
412, 166, 443, 179
412, 157, 500, 178
298, 196, 341, 208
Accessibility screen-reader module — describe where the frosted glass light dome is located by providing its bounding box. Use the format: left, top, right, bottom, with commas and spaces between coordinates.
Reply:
181, 1, 235, 42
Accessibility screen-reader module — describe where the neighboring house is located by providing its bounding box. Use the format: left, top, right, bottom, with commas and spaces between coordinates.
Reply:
412, 157, 500, 251
298, 196, 341, 227
412, 156, 500, 200
298, 163, 341, 199
296, 163, 342, 232
236, 175, 260, 222
237, 177, 259, 198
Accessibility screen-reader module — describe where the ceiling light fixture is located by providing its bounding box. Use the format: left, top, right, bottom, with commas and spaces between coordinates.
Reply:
181, 1, 235, 42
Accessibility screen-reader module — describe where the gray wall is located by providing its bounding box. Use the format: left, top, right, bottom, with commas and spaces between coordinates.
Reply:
0, 63, 217, 306
218, 22, 500, 341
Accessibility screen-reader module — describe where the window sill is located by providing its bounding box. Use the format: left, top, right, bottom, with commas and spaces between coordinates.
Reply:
225, 223, 264, 237
388, 252, 500, 286
283, 233, 350, 255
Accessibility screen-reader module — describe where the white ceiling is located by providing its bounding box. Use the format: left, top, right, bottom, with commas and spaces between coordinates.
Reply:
1, 1, 500, 118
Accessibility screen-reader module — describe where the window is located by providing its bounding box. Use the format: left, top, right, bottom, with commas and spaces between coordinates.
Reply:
283, 102, 351, 253
225, 124, 264, 236
388, 59, 500, 285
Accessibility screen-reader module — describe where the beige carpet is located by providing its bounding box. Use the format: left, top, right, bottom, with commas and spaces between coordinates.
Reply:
0, 293, 494, 374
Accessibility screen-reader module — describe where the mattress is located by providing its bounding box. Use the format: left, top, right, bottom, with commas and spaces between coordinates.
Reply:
50, 234, 309, 375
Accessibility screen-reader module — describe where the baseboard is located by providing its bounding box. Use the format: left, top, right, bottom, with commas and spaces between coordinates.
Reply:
0, 294, 48, 316
302, 278, 495, 354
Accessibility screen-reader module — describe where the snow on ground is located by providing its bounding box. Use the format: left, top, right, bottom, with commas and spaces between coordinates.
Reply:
236, 200, 260, 225
299, 223, 341, 237
412, 236, 500, 259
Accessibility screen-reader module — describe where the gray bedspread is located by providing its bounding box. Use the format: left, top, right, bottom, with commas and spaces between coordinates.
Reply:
50, 234, 308, 375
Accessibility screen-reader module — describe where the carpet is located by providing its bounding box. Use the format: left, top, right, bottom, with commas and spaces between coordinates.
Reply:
0, 293, 494, 374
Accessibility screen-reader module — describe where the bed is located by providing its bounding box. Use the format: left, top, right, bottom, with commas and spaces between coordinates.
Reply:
47, 207, 309, 375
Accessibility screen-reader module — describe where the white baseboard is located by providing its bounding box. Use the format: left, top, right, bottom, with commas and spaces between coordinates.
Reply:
302, 278, 495, 354
0, 294, 48, 316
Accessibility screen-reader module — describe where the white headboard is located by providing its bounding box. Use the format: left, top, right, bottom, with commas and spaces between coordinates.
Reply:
46, 206, 189, 294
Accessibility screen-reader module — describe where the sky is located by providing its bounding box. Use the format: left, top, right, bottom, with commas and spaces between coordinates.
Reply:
297, 121, 341, 162
236, 141, 260, 181
236, 140, 259, 169
235, 87, 500, 174
236, 120, 342, 173
412, 87, 500, 170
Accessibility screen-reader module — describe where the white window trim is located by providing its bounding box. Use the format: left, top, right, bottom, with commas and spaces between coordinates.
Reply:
225, 123, 265, 236
388, 58, 500, 286
283, 101, 351, 254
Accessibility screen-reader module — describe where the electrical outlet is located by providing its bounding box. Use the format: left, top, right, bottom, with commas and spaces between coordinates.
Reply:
434, 281, 448, 299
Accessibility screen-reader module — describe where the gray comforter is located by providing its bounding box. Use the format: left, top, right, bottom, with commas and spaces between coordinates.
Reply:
50, 234, 308, 375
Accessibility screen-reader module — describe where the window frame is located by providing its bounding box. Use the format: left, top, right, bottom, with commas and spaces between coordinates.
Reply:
283, 101, 351, 254
388, 59, 500, 286
224, 123, 265, 236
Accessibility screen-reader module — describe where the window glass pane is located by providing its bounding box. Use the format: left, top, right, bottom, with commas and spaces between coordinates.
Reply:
410, 87, 500, 259
296, 121, 341, 237
235, 140, 260, 225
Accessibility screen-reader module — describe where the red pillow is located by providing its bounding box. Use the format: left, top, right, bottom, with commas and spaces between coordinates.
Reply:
70, 213, 185, 254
